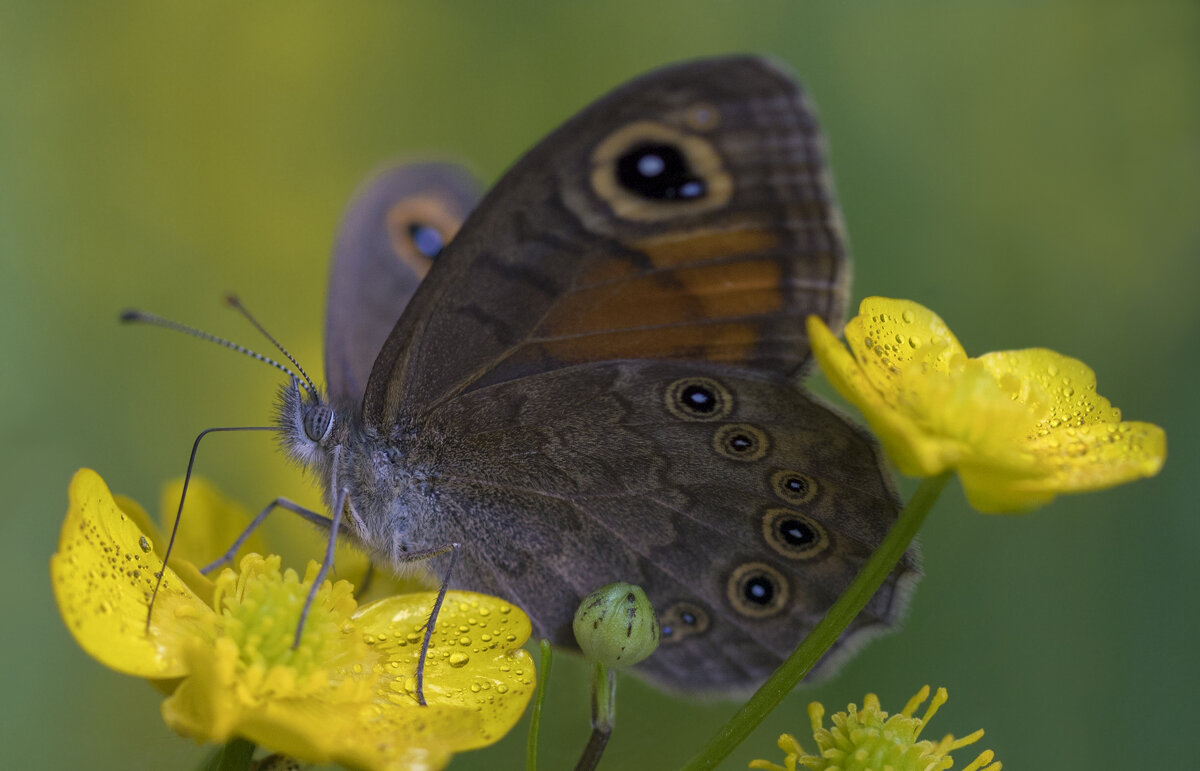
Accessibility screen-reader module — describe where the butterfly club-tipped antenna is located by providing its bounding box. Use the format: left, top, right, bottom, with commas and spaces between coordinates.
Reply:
119, 304, 319, 399
119, 299, 332, 644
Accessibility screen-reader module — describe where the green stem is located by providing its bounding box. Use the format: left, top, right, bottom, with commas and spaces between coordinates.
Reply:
680, 471, 950, 771
197, 738, 255, 771
527, 639, 554, 771
574, 661, 616, 771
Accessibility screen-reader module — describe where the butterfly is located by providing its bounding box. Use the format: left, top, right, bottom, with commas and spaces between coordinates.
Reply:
281, 54, 916, 694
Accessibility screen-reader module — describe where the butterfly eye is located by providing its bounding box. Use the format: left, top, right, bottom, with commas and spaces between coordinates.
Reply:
727, 562, 789, 618
761, 508, 828, 560
407, 222, 445, 258
302, 404, 334, 443
616, 143, 706, 201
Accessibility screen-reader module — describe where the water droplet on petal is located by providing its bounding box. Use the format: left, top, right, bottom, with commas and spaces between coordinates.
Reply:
448, 652, 470, 668
138, 536, 152, 553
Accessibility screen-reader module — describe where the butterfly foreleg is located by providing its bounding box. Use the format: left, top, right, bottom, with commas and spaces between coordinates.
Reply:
389, 540, 461, 707
198, 497, 339, 574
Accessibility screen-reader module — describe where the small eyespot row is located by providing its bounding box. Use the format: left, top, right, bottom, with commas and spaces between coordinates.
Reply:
769, 469, 818, 506
659, 601, 711, 644
761, 507, 828, 560
712, 423, 770, 461
726, 562, 789, 618
665, 376, 734, 422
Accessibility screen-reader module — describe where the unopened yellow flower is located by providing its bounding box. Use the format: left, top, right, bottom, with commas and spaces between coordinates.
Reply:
51, 469, 535, 771
808, 297, 1166, 512
750, 686, 999, 771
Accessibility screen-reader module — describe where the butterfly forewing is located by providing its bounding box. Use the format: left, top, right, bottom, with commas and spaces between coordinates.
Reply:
362, 56, 849, 427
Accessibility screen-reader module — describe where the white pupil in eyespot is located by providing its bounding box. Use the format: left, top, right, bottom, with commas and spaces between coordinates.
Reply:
637, 153, 665, 177
679, 181, 704, 199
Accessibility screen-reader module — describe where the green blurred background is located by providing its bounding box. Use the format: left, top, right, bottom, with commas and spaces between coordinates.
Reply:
4, 2, 1197, 768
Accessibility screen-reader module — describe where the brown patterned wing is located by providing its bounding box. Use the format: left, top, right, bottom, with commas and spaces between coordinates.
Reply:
362, 56, 849, 428
408, 360, 915, 693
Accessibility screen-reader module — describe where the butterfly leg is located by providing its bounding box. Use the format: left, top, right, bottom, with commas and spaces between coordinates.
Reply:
292, 486, 347, 649
198, 497, 339, 574
391, 541, 461, 706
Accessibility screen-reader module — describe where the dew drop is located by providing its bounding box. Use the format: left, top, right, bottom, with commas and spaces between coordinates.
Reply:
908, 336, 922, 349
138, 536, 152, 553
448, 652, 470, 668
902, 309, 915, 323
496, 684, 509, 694
459, 636, 472, 646
470, 683, 481, 693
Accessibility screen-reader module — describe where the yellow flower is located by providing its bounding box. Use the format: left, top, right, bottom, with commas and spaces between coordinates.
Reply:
749, 686, 999, 771
51, 469, 536, 771
807, 297, 1166, 512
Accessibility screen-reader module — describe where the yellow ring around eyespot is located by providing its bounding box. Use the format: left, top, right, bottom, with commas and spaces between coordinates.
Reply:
726, 562, 789, 618
712, 423, 770, 462
769, 469, 819, 505
589, 120, 733, 222
761, 507, 828, 560
665, 376, 734, 422
659, 601, 711, 645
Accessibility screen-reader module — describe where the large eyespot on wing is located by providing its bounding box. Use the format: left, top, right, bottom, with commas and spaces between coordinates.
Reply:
324, 162, 479, 407
362, 55, 850, 427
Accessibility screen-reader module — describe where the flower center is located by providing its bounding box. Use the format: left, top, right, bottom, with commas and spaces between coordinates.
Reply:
214, 555, 358, 687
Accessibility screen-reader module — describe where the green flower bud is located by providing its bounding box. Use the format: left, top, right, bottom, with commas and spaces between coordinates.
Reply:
572, 582, 660, 668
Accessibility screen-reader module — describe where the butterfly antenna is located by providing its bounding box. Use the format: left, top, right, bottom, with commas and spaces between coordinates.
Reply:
223, 295, 319, 399
119, 308, 315, 397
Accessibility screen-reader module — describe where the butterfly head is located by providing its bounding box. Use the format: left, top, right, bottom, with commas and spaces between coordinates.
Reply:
277, 377, 345, 471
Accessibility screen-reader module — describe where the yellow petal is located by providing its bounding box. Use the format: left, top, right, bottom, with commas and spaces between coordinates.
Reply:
847, 297, 967, 396
114, 491, 216, 604
808, 314, 958, 477
809, 299, 1166, 514
51, 469, 215, 677
162, 588, 534, 771
351, 591, 537, 751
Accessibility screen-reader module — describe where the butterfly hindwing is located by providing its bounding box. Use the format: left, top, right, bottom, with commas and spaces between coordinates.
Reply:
408, 359, 914, 692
